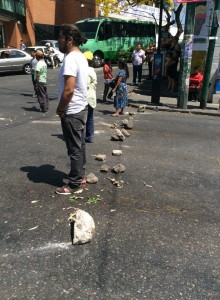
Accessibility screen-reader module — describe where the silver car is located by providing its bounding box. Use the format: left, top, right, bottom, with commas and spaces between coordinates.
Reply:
0, 48, 32, 74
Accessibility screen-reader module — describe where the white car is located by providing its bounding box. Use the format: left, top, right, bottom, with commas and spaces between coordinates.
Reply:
25, 45, 64, 63
37, 40, 65, 62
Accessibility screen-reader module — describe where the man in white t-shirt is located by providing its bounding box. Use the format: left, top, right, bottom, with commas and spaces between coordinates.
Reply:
56, 24, 89, 195
132, 44, 145, 86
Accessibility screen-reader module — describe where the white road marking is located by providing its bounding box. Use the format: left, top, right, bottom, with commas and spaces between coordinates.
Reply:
31, 120, 60, 124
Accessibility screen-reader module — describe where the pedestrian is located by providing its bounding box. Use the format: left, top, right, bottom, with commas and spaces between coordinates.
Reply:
20, 39, 26, 50
55, 23, 88, 195
44, 42, 55, 68
188, 66, 203, 102
111, 59, 129, 117
30, 50, 38, 97
166, 51, 179, 94
84, 51, 97, 143
132, 44, 145, 86
145, 41, 156, 80
103, 57, 114, 102
171, 37, 181, 55
34, 50, 49, 112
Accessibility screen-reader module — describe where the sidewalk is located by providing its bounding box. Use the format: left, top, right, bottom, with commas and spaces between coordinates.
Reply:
126, 77, 220, 117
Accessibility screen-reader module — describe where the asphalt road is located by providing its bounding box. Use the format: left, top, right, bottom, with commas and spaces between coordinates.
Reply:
0, 69, 220, 300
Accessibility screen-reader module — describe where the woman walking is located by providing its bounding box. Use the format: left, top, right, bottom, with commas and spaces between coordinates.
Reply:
111, 59, 129, 117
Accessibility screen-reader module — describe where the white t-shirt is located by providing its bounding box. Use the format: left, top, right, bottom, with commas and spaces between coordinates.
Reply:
87, 66, 97, 109
132, 49, 145, 66
58, 51, 88, 114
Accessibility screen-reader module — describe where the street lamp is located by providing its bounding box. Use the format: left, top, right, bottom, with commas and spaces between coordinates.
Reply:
80, 3, 85, 19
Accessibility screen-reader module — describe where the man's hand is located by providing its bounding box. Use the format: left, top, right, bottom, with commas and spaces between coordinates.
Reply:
56, 108, 65, 119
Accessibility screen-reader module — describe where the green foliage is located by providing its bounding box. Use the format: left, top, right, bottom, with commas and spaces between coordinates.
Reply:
69, 195, 83, 202
191, 51, 206, 73
117, 46, 135, 63
87, 195, 102, 204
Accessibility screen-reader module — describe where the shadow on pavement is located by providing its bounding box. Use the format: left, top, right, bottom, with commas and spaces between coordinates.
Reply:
97, 108, 114, 115
21, 106, 41, 112
20, 164, 66, 187
21, 93, 57, 101
51, 133, 64, 141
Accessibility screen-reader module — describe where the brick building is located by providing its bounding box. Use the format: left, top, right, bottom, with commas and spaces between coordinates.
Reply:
0, 0, 98, 48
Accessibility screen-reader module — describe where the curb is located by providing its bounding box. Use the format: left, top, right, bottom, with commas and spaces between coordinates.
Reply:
128, 103, 220, 117
127, 91, 220, 117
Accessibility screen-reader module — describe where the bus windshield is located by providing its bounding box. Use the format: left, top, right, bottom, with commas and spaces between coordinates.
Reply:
76, 21, 99, 39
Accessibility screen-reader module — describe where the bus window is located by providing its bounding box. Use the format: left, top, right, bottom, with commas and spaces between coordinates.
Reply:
126, 23, 133, 37
113, 22, 121, 37
105, 22, 113, 39
148, 25, 155, 37
98, 24, 104, 40
76, 21, 99, 39
120, 24, 126, 37
137, 24, 145, 37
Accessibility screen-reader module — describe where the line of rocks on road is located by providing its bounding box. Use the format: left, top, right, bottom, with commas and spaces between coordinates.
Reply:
84, 103, 151, 189
85, 114, 136, 188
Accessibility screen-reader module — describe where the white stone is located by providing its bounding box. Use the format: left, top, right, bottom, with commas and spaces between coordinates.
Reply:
68, 208, 95, 245
95, 154, 106, 161
112, 150, 122, 156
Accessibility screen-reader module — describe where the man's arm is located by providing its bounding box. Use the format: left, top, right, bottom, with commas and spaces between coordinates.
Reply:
56, 75, 75, 116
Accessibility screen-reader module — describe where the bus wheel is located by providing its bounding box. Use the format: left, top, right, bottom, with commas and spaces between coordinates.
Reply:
93, 54, 103, 68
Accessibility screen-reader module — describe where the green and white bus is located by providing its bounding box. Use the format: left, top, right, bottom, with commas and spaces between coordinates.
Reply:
76, 17, 156, 67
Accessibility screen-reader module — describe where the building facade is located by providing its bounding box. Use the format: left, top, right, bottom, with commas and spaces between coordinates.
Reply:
0, 0, 98, 48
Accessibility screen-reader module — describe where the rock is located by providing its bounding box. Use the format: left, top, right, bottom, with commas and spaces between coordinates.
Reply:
68, 208, 95, 245
107, 177, 124, 188
112, 150, 122, 156
121, 128, 130, 137
122, 117, 134, 129
86, 173, 98, 183
110, 123, 117, 129
95, 154, 106, 161
115, 128, 125, 140
129, 112, 135, 115
100, 165, 109, 172
137, 105, 146, 112
111, 134, 121, 141
112, 163, 126, 173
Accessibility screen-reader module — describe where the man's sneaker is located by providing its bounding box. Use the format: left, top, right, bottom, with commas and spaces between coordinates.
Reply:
55, 185, 83, 195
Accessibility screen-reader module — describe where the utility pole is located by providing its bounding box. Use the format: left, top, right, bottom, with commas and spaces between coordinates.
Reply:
200, 0, 220, 109
177, 2, 196, 109
151, 0, 163, 104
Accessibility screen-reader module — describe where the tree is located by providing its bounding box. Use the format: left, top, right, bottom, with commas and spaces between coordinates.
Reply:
97, 0, 185, 39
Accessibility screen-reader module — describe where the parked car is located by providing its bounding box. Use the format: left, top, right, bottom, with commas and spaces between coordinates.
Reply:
0, 48, 32, 74
37, 40, 59, 49
25, 45, 64, 64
